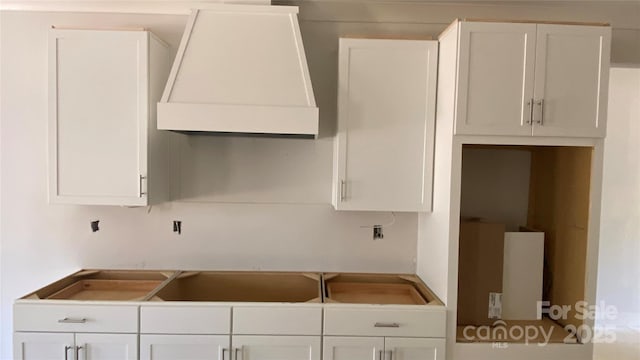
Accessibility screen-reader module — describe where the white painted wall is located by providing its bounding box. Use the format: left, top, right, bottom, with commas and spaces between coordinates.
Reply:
2, 3, 640, 360
593, 67, 640, 360
460, 148, 531, 231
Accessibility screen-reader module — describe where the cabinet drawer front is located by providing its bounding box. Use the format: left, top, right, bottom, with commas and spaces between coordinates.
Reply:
13, 303, 138, 333
324, 307, 445, 337
140, 305, 231, 334
233, 306, 322, 335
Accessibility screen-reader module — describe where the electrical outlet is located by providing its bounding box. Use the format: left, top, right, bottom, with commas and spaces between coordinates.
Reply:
373, 225, 383, 240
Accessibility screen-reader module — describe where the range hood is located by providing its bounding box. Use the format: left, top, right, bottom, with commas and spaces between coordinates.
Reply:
158, 5, 318, 137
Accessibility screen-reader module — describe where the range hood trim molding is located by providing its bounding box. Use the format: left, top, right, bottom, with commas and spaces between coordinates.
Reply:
158, 102, 319, 135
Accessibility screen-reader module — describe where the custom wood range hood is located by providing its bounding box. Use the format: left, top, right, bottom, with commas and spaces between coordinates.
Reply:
157, 4, 319, 137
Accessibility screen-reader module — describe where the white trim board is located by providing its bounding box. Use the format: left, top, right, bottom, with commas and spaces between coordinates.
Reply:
0, 0, 271, 14
2, 0, 638, 15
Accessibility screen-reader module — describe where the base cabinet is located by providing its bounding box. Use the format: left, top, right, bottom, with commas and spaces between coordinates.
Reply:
323, 336, 383, 360
323, 337, 444, 360
140, 334, 228, 360
234, 335, 321, 360
14, 333, 73, 360
14, 332, 137, 360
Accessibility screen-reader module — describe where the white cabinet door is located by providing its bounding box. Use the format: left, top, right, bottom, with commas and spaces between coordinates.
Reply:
532, 24, 610, 137
384, 338, 445, 360
233, 335, 320, 360
49, 29, 170, 206
49, 29, 149, 206
140, 334, 228, 360
455, 22, 537, 136
14, 332, 74, 360
75, 333, 137, 360
334, 38, 438, 212
323, 336, 384, 360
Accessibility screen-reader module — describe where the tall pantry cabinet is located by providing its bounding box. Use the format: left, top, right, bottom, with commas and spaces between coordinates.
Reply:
48, 29, 171, 206
416, 19, 611, 360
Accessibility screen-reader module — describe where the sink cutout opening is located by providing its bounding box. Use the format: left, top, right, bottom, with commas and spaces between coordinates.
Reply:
153, 271, 322, 303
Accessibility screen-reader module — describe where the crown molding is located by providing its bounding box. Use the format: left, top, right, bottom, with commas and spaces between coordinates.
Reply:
0, 0, 269, 15
1, 0, 636, 14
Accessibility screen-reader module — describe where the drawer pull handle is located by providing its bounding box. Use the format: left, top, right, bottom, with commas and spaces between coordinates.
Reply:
374, 322, 400, 328
58, 317, 87, 324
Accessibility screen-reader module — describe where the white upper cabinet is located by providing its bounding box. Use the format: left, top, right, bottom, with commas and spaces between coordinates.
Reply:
532, 24, 610, 137
455, 22, 536, 136
333, 38, 438, 212
48, 29, 171, 206
451, 21, 610, 138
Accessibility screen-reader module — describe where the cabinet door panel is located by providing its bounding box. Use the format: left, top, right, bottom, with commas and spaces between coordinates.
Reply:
14, 332, 74, 360
384, 338, 445, 360
532, 25, 610, 137
233, 335, 320, 360
455, 22, 536, 136
323, 336, 384, 360
335, 38, 437, 211
140, 334, 228, 360
75, 333, 137, 360
49, 30, 148, 205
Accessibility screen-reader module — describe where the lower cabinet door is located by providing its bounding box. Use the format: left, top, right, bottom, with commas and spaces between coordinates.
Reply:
140, 334, 229, 360
75, 333, 138, 360
384, 338, 445, 360
233, 335, 321, 360
14, 332, 74, 360
323, 336, 384, 360
75, 333, 137, 360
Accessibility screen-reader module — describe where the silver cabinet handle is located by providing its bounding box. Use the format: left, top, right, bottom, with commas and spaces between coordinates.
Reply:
526, 98, 534, 125
222, 348, 228, 360
340, 180, 346, 202
536, 99, 544, 125
64, 345, 73, 360
378, 350, 384, 360
374, 322, 400, 328
139, 174, 147, 197
388, 350, 393, 360
58, 317, 87, 324
234, 347, 243, 360
75, 346, 83, 360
